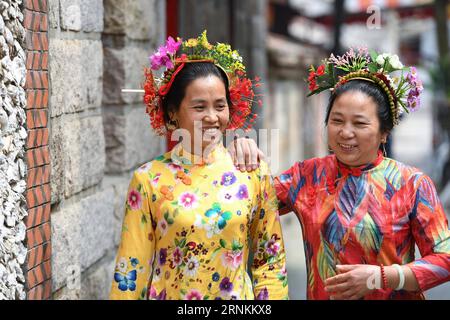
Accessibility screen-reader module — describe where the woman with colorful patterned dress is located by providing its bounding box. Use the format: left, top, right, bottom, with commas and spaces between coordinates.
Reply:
230, 49, 450, 299
109, 32, 289, 300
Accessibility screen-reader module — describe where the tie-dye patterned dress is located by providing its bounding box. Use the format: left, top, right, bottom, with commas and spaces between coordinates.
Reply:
274, 151, 450, 299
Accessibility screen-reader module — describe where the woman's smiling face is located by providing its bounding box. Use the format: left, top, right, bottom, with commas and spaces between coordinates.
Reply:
172, 75, 229, 152
327, 90, 388, 167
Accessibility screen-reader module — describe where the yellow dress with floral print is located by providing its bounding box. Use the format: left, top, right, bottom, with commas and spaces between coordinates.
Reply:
109, 144, 289, 300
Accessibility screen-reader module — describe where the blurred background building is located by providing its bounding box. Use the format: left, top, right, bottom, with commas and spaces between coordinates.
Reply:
0, 0, 448, 300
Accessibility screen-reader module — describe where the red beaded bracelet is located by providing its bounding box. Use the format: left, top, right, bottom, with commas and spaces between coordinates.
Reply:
380, 264, 388, 289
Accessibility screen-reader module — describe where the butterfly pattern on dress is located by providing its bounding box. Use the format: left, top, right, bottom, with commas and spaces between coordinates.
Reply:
205, 203, 232, 229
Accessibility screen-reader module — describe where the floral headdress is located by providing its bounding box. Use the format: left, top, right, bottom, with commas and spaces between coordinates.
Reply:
143, 31, 261, 135
307, 47, 423, 126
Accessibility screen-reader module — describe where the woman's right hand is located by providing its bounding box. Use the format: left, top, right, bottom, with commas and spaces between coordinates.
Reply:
227, 136, 265, 172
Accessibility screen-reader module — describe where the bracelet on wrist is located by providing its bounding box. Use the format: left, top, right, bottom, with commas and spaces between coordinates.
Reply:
392, 264, 405, 290
380, 264, 388, 289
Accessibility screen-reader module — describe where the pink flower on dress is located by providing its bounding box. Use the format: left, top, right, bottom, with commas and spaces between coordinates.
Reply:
265, 238, 280, 256
173, 247, 183, 267
179, 192, 199, 209
148, 286, 167, 300
152, 173, 161, 185
127, 189, 142, 210
185, 289, 203, 300
158, 219, 168, 236
167, 163, 183, 173
221, 250, 243, 270
137, 162, 152, 173
148, 285, 157, 298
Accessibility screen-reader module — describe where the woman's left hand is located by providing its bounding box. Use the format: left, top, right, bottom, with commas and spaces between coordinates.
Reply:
324, 264, 380, 300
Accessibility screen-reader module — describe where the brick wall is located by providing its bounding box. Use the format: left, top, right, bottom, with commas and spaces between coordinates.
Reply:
23, 0, 51, 300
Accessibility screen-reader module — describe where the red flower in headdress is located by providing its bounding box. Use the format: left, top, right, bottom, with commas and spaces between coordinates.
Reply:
227, 74, 260, 130
307, 65, 325, 92
143, 68, 166, 135
316, 65, 325, 76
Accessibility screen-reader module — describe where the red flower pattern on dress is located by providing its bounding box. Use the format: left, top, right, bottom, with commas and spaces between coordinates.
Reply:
128, 189, 142, 210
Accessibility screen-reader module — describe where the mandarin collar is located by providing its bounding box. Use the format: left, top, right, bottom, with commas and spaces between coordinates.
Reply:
336, 150, 384, 177
170, 143, 226, 166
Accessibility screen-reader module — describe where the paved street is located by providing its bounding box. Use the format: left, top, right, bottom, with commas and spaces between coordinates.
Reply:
280, 84, 450, 299
280, 214, 308, 300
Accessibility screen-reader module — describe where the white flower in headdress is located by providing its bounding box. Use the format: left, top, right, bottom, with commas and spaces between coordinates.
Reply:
376, 53, 389, 66
389, 54, 403, 70
376, 53, 403, 70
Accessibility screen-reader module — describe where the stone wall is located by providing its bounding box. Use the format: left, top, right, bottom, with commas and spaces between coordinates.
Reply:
100, 0, 166, 300
0, 0, 28, 300
48, 0, 105, 299
102, 0, 166, 174
48, 0, 165, 299
178, 0, 267, 108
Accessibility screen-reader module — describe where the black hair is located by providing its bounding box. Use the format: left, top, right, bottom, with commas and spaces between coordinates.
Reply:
161, 62, 232, 124
324, 80, 394, 134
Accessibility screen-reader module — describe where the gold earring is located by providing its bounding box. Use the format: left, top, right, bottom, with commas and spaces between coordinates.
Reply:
167, 119, 179, 131
381, 143, 387, 157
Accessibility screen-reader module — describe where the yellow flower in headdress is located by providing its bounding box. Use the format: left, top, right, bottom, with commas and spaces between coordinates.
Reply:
185, 38, 198, 48
200, 33, 213, 50
232, 61, 245, 72
215, 43, 230, 56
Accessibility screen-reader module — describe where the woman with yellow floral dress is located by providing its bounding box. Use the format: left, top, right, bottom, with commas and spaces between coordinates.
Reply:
109, 32, 289, 300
